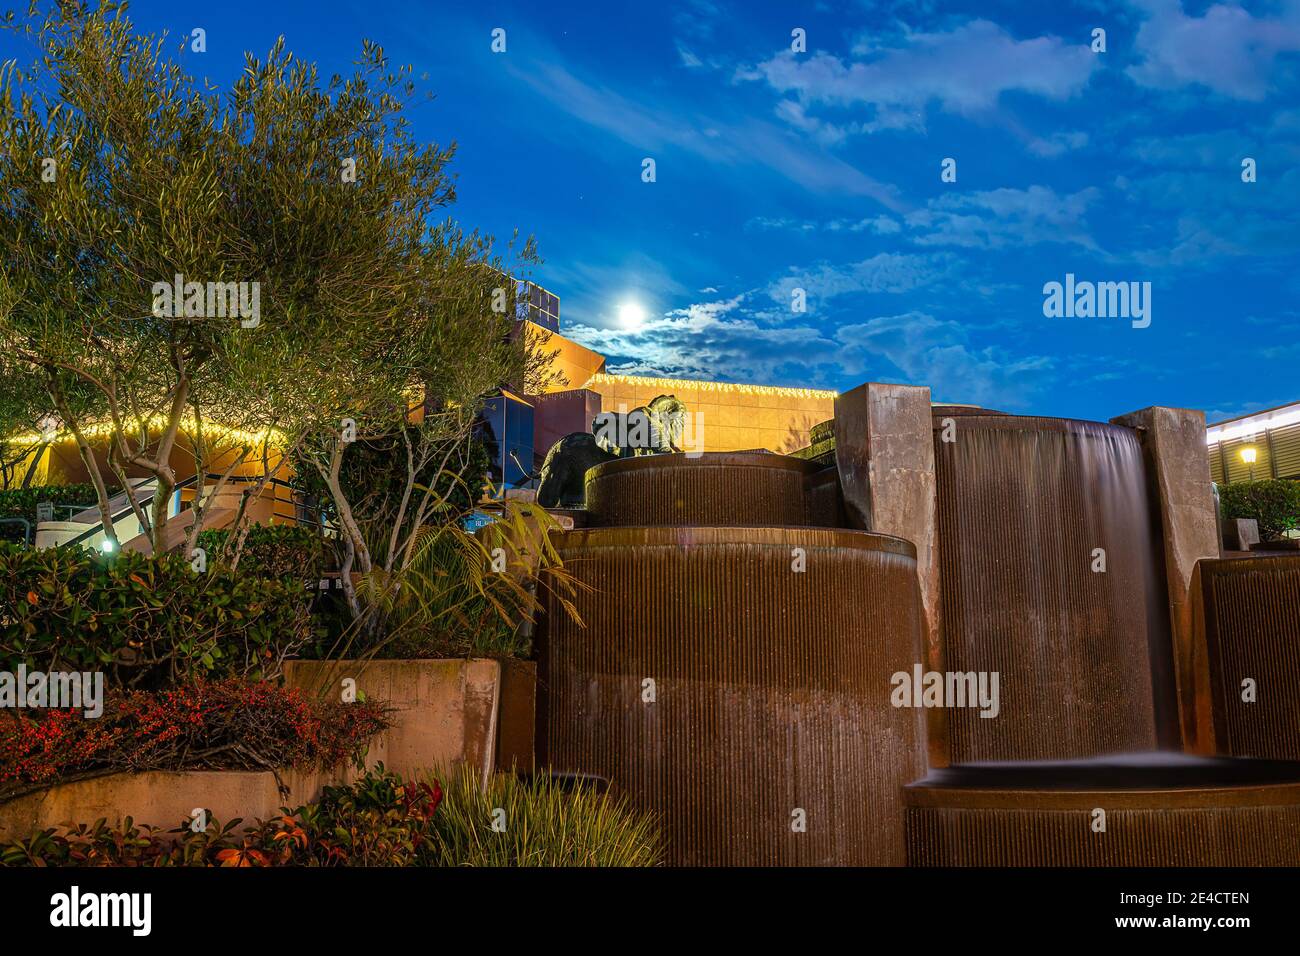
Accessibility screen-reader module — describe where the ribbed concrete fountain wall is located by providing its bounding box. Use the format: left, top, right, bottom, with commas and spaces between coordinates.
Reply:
584, 452, 840, 527
1199, 554, 1300, 759
931, 414, 1177, 761
905, 755, 1300, 866
905, 410, 1300, 868
541, 453, 926, 866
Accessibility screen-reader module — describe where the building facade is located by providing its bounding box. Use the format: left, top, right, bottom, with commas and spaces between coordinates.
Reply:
1206, 401, 1300, 483
515, 303, 836, 487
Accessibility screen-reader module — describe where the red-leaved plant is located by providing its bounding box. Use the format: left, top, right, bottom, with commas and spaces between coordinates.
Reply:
0, 679, 390, 800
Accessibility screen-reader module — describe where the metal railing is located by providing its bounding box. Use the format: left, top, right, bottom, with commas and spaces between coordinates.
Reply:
17, 469, 336, 552
63, 476, 172, 549
58, 472, 330, 550
0, 517, 31, 546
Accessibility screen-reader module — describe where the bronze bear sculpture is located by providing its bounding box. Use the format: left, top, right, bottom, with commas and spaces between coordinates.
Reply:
536, 394, 688, 508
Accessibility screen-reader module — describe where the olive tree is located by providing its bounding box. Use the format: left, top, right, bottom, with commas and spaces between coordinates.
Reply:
0, 3, 534, 562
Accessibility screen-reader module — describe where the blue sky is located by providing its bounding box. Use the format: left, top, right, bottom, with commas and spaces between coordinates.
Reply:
8, 1, 1300, 421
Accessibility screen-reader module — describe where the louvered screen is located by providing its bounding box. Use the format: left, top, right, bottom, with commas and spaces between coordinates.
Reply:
1270, 422, 1300, 479
1209, 443, 1226, 483
1220, 436, 1271, 482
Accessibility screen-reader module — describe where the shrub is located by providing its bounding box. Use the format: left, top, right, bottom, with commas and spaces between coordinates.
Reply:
1, 816, 179, 866
0, 766, 662, 867
423, 765, 662, 867
1219, 479, 1300, 541
289, 432, 491, 563
0, 483, 115, 522
0, 679, 390, 801
196, 524, 332, 582
0, 542, 314, 686
0, 484, 118, 543
311, 502, 580, 663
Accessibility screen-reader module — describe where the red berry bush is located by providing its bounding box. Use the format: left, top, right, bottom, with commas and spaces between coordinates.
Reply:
0, 679, 390, 801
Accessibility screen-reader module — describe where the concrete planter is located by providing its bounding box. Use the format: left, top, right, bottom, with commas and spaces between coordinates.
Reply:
0, 767, 347, 842
282, 658, 502, 785
0, 658, 515, 840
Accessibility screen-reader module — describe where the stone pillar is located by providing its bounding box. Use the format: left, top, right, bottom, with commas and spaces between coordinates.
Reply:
834, 383, 945, 766
1110, 406, 1220, 753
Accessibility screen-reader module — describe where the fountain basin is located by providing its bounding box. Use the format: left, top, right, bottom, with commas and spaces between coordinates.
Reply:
584, 452, 834, 527
539, 525, 925, 865
905, 754, 1300, 865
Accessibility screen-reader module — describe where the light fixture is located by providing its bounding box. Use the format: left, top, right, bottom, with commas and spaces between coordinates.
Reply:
100, 539, 116, 554
1240, 445, 1258, 481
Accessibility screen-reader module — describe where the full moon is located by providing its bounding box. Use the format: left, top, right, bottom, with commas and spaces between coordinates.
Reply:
618, 301, 646, 329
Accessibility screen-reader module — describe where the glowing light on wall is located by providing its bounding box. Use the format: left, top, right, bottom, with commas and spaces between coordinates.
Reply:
4, 417, 286, 449
584, 373, 838, 401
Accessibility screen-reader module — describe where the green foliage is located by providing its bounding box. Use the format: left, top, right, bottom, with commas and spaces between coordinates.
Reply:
316, 500, 581, 662
0, 484, 107, 520
0, 766, 662, 868
290, 431, 490, 565
1219, 479, 1300, 541
424, 765, 662, 867
0, 542, 313, 686
0, 3, 541, 554
196, 523, 332, 582
1, 816, 179, 867
0, 483, 117, 542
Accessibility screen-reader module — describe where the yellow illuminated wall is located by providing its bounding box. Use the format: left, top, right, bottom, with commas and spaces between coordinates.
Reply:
526, 322, 606, 393
582, 373, 835, 454
525, 324, 835, 454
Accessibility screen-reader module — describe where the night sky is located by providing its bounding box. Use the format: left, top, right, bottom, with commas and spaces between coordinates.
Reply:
6, 0, 1298, 421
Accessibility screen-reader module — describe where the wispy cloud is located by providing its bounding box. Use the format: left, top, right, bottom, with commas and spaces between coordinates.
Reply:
835, 312, 1054, 407
745, 214, 902, 235
738, 20, 1098, 136
765, 252, 949, 310
906, 185, 1102, 251
564, 262, 1055, 408
745, 186, 1102, 252
511, 60, 906, 208
1127, 0, 1300, 100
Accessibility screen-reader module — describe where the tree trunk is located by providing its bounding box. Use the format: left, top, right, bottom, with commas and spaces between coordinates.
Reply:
319, 446, 371, 574
19, 442, 48, 488
47, 380, 117, 548
143, 376, 190, 553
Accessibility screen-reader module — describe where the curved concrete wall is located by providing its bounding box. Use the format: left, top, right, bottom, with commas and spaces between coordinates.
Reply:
540, 526, 925, 865
1200, 554, 1300, 759
584, 452, 824, 527
905, 756, 1300, 866
1, 659, 504, 841
932, 414, 1175, 762
0, 768, 344, 843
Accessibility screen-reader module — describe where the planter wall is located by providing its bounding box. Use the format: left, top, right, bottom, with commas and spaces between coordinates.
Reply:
0, 767, 346, 843
281, 658, 501, 784
0, 658, 511, 840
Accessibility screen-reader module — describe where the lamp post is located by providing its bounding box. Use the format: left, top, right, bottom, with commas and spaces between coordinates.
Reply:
1240, 446, 1258, 481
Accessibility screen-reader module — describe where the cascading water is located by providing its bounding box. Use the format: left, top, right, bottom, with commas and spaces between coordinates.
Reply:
932, 415, 1178, 762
